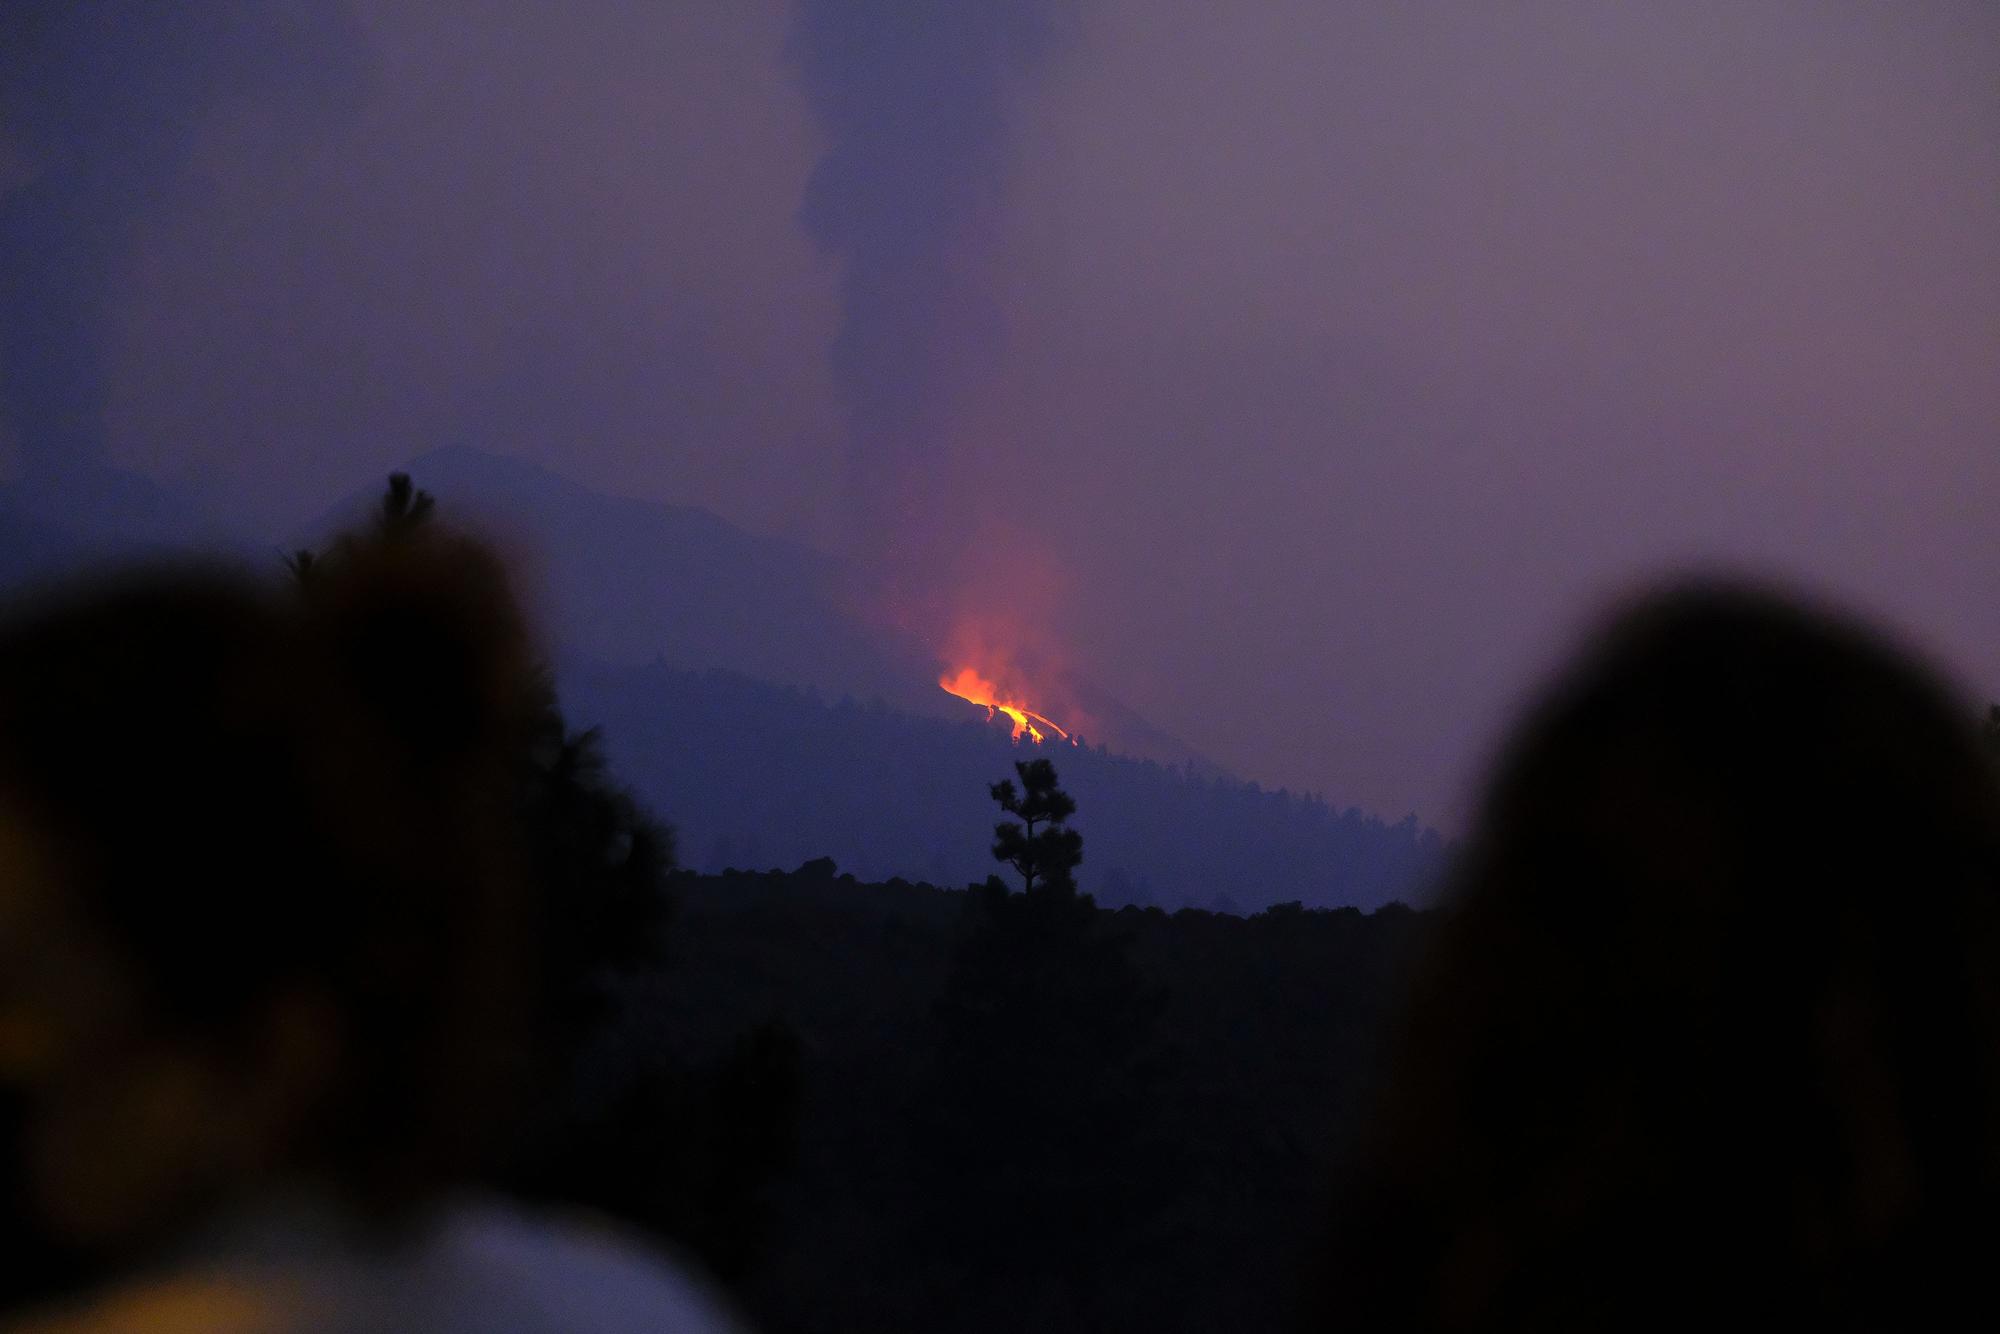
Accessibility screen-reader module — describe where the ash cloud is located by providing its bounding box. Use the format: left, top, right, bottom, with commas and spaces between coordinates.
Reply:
787, 0, 1073, 599
2, 2, 1994, 829
3, 3, 840, 544
0, 2, 369, 515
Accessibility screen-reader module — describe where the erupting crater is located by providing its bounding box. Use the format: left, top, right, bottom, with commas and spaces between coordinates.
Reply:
939, 667, 1075, 745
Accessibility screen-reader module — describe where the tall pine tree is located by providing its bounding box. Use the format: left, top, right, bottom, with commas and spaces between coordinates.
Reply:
990, 757, 1084, 896
909, 758, 1174, 1325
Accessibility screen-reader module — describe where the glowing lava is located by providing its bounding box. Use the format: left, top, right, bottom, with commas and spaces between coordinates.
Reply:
939, 667, 1074, 744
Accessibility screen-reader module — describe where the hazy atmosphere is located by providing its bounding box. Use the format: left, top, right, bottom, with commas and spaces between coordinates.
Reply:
5, 0, 1996, 826
8, 7, 2000, 1333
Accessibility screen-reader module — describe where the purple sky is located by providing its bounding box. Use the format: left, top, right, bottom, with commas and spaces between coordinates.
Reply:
5, 1, 1997, 826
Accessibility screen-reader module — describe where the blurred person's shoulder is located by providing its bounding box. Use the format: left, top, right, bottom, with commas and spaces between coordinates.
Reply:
4, 1193, 746, 1334
411, 1196, 746, 1333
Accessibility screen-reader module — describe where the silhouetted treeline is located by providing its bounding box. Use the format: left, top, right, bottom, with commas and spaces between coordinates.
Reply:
561, 659, 1447, 911
533, 860, 1428, 1334
262, 474, 1431, 1331
26, 470, 1997, 1332
2, 453, 1448, 911
285, 474, 679, 1110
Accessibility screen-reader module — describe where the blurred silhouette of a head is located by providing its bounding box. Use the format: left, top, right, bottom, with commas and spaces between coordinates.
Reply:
1329, 580, 2000, 1331
0, 523, 537, 1300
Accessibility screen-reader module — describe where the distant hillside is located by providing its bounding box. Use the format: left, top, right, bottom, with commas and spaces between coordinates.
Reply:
307, 445, 951, 716
315, 447, 1224, 771
563, 659, 1447, 911
0, 505, 85, 590
6, 450, 1435, 883
0, 463, 243, 593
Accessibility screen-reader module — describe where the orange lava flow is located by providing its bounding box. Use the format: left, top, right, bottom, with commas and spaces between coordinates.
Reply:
939, 667, 1074, 744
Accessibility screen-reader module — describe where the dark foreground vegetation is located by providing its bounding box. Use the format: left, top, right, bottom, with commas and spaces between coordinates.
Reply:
512, 859, 1428, 1334
278, 472, 1432, 1333
279, 477, 2000, 1332
14, 472, 1997, 1332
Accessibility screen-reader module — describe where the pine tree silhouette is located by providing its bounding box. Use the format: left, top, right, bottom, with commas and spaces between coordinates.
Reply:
286, 472, 438, 590
285, 472, 806, 1287
285, 471, 676, 1033
376, 471, 437, 539
903, 755, 1174, 1319
990, 757, 1083, 896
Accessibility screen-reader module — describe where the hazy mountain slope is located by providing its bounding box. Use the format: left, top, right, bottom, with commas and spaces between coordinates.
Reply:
0, 465, 249, 594
7, 449, 1426, 895
563, 659, 1446, 911
313, 447, 1224, 771
308, 445, 950, 715
0, 504, 87, 592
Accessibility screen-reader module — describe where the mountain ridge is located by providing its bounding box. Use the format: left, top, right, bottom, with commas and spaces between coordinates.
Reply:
564, 657, 1445, 910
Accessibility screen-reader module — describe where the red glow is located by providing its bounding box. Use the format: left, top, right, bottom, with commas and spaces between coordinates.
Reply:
939, 666, 1075, 744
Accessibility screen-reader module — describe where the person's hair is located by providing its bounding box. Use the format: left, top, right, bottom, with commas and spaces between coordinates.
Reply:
0, 528, 537, 1208
1325, 580, 2000, 1331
